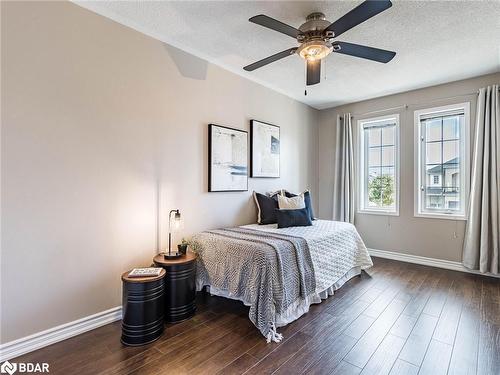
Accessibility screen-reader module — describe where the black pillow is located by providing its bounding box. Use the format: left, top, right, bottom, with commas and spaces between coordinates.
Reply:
253, 192, 279, 224
276, 208, 313, 229
284, 190, 315, 221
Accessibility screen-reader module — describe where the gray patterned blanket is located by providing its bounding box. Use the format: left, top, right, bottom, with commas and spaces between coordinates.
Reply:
190, 227, 317, 342
190, 221, 373, 342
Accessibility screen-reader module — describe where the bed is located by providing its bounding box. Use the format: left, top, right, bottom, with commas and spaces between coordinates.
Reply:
190, 219, 372, 342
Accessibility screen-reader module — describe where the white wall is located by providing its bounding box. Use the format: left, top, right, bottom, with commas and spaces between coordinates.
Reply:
319, 73, 500, 263
0, 1, 319, 343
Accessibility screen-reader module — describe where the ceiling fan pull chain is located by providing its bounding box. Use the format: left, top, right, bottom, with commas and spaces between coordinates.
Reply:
304, 63, 307, 96
324, 58, 327, 81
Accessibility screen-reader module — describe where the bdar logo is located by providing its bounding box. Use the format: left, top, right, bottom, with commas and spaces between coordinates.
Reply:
0, 361, 17, 375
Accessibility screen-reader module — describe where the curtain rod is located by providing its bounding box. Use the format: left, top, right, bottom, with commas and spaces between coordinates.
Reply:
338, 89, 498, 120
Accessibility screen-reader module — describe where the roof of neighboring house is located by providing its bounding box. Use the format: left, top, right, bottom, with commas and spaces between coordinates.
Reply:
427, 157, 459, 174
425, 187, 460, 195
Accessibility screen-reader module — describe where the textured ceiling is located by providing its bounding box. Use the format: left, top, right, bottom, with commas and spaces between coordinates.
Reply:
74, 1, 500, 109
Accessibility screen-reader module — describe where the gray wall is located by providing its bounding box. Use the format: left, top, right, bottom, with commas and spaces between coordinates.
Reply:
1, 1, 319, 343
319, 73, 500, 263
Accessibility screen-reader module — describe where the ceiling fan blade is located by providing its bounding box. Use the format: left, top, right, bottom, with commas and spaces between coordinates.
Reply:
249, 15, 300, 39
243, 48, 297, 71
306, 59, 321, 86
333, 41, 396, 63
324, 0, 392, 38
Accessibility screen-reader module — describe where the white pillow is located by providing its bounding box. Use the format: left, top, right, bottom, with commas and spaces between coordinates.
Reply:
278, 194, 305, 210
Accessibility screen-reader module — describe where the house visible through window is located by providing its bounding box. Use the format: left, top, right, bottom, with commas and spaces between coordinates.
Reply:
358, 114, 399, 215
414, 103, 470, 219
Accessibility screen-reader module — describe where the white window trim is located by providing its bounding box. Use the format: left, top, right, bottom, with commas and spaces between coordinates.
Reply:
413, 102, 470, 220
358, 114, 400, 216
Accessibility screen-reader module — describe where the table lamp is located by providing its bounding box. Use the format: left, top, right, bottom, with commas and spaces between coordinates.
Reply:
165, 209, 184, 259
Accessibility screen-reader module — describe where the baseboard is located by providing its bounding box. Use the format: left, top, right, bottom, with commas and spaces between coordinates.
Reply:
368, 248, 500, 278
0, 306, 122, 362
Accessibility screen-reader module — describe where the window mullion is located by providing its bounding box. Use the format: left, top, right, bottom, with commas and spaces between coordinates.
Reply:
366, 129, 369, 209
441, 117, 445, 211
421, 122, 425, 211
379, 130, 383, 207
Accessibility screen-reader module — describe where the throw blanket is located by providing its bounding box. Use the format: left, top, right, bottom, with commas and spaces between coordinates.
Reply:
190, 227, 317, 342
242, 220, 373, 295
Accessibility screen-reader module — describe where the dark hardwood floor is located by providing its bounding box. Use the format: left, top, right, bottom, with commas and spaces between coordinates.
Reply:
15, 258, 500, 374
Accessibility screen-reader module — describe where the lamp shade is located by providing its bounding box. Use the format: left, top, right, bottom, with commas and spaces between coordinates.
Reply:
170, 210, 184, 232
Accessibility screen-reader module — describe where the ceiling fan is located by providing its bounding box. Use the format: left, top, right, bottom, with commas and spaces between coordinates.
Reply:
243, 0, 396, 86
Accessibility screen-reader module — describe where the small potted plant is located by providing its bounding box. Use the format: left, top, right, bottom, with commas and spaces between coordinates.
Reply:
177, 238, 188, 255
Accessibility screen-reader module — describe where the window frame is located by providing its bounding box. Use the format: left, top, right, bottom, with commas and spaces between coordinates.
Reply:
358, 114, 400, 216
414, 102, 470, 220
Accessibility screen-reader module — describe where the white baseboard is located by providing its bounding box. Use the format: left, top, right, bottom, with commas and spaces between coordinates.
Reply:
368, 248, 500, 278
0, 306, 122, 362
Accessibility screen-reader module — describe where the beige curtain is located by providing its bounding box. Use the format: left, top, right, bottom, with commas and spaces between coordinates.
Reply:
333, 113, 355, 223
463, 85, 499, 274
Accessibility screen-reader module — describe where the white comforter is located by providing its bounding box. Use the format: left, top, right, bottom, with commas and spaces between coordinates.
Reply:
241, 220, 373, 295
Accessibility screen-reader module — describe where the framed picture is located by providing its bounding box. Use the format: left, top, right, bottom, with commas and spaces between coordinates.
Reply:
250, 120, 280, 178
208, 124, 248, 192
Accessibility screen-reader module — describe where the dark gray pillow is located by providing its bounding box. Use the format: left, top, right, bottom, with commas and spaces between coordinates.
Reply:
284, 190, 315, 221
253, 192, 279, 224
276, 208, 313, 229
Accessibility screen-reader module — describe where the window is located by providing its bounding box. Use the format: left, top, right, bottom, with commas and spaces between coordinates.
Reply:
358, 114, 400, 215
414, 103, 470, 219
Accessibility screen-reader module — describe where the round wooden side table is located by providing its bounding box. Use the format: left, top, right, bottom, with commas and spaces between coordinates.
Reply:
121, 269, 165, 346
153, 251, 197, 323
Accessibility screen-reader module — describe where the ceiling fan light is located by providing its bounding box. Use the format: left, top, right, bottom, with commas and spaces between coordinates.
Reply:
297, 40, 333, 61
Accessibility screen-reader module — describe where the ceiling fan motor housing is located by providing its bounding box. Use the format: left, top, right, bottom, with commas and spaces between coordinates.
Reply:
297, 12, 333, 42
296, 13, 334, 61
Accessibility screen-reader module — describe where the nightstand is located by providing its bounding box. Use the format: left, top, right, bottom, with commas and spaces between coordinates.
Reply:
153, 251, 197, 323
121, 268, 165, 346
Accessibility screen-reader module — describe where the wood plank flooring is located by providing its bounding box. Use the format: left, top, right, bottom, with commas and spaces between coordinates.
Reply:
15, 258, 500, 374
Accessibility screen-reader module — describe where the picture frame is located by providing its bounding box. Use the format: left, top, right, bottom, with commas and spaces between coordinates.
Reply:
250, 120, 280, 178
208, 124, 248, 192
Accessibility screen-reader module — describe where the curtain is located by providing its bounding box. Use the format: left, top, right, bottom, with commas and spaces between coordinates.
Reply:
332, 113, 355, 223
463, 85, 499, 274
